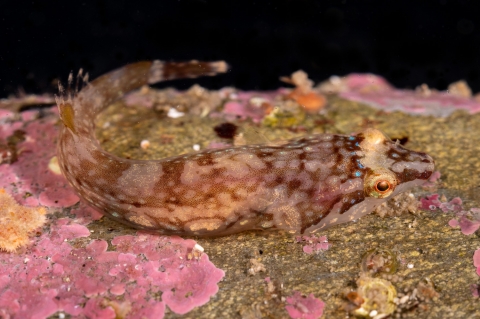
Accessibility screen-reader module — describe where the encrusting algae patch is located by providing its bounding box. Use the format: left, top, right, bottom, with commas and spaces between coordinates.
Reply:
0, 188, 47, 252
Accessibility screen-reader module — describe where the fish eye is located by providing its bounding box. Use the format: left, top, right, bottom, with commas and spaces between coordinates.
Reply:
364, 168, 398, 199
375, 180, 391, 192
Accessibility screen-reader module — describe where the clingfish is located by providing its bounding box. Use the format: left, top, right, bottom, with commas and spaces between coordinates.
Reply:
56, 60, 435, 236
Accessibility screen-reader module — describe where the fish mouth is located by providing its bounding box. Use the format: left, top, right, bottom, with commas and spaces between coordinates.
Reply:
417, 151, 435, 175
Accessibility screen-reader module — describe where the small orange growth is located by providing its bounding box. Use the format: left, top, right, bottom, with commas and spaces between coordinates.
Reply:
260, 101, 275, 115
287, 90, 326, 113
346, 291, 365, 307
281, 70, 326, 113
0, 189, 47, 252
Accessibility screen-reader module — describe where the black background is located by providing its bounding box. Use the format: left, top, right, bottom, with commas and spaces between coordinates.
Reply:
1, 0, 479, 98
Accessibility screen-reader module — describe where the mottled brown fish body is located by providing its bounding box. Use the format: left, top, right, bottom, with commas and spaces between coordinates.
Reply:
57, 61, 434, 236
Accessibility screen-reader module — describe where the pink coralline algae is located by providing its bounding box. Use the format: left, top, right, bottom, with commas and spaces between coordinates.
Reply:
419, 194, 443, 211
69, 203, 104, 225
336, 74, 480, 117
471, 284, 480, 298
285, 291, 325, 319
421, 170, 441, 189
439, 197, 463, 213
341, 74, 392, 92
420, 194, 480, 235
0, 106, 79, 207
471, 249, 480, 298
420, 194, 462, 213
422, 195, 480, 296
0, 221, 225, 319
474, 249, 480, 277
295, 235, 330, 254
448, 208, 480, 235
222, 91, 279, 122
318, 73, 393, 95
